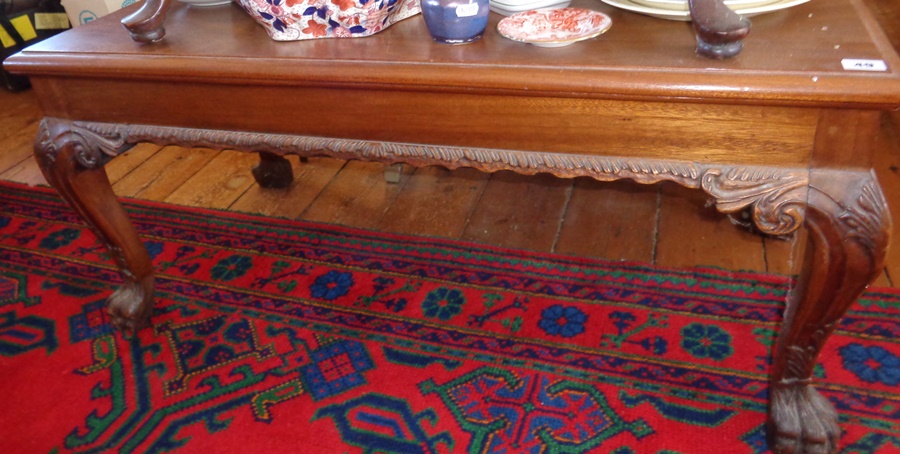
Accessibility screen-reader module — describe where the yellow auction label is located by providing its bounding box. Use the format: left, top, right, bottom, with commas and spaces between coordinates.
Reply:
34, 13, 71, 30
0, 26, 15, 48
9, 15, 38, 42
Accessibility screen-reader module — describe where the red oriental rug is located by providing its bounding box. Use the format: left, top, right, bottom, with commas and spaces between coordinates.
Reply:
0, 180, 898, 453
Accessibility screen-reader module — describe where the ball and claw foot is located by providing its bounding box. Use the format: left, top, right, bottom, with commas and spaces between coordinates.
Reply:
252, 152, 294, 189
769, 383, 841, 454
106, 276, 155, 338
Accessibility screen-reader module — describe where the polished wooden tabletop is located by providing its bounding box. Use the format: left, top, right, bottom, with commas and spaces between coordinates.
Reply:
6, 0, 900, 108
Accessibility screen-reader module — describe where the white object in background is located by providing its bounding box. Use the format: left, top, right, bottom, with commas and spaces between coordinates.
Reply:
841, 59, 888, 72
598, 0, 810, 21
60, 0, 139, 27
629, 0, 779, 12
178, 0, 233, 6
489, 0, 572, 16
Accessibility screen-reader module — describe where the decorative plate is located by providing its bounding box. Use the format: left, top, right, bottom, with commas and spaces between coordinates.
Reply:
238, 0, 421, 41
629, 0, 779, 12
599, 0, 810, 21
178, 0, 233, 6
497, 8, 612, 47
490, 0, 572, 17
490, 0, 568, 7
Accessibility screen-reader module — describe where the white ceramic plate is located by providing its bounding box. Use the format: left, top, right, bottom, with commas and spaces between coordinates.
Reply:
498, 7, 613, 47
491, 0, 568, 7
599, 0, 810, 21
490, 1, 573, 16
629, 0, 780, 12
178, 0, 233, 6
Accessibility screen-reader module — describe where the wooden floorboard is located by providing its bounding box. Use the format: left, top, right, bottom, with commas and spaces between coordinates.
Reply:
104, 143, 162, 185
299, 160, 413, 229
0, 96, 40, 143
555, 178, 658, 263
0, 155, 45, 186
461, 171, 571, 252
230, 156, 344, 219
655, 182, 768, 272
378, 166, 489, 239
0, 121, 39, 175
112, 146, 218, 200
163, 149, 259, 209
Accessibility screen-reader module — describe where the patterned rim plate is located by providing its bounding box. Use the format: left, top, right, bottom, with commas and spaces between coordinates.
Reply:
599, 0, 810, 21
497, 8, 613, 47
490, 0, 569, 7
629, 0, 781, 12
490, 2, 573, 17
178, 0, 233, 6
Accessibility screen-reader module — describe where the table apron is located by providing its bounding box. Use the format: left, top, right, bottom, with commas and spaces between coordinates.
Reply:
32, 77, 821, 167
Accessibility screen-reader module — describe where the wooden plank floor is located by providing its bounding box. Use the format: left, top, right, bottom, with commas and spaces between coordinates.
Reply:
1, 0, 899, 289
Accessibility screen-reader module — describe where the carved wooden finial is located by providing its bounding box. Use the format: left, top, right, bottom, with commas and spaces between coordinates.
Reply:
121, 0, 173, 43
688, 0, 751, 59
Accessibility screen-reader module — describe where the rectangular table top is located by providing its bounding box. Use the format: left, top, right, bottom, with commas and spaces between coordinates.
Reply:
5, 0, 900, 109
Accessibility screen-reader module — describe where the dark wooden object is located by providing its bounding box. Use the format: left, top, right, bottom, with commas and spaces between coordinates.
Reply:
253, 151, 294, 188
688, 0, 751, 58
121, 0, 171, 43
6, 1, 900, 452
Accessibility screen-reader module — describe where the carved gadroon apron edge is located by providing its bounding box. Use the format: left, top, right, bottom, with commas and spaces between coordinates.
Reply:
37, 117, 810, 237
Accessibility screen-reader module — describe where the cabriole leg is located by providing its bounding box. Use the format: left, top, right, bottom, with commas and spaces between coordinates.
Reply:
34, 118, 155, 336
768, 170, 891, 454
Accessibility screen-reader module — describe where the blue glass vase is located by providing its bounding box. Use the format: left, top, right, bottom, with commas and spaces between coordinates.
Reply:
421, 0, 490, 44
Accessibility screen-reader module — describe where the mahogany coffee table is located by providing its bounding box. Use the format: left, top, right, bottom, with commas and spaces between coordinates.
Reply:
5, 0, 900, 452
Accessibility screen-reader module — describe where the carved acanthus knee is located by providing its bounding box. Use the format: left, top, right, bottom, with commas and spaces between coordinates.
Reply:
35, 118, 131, 171
700, 166, 808, 236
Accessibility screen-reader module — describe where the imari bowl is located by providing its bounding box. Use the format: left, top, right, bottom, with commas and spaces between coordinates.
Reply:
238, 0, 421, 41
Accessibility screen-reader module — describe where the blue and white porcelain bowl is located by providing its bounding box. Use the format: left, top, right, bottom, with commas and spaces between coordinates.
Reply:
238, 0, 421, 41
